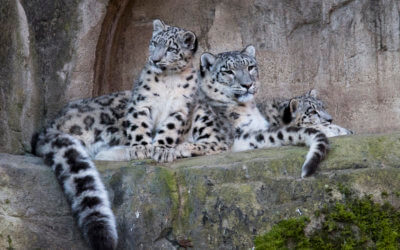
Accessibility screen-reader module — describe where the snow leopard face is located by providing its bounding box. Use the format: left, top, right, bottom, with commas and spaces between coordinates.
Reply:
199, 45, 259, 105
284, 90, 334, 126
148, 19, 197, 73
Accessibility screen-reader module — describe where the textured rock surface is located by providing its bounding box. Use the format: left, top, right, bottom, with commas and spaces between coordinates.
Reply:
1, 133, 400, 249
1, 0, 400, 154
99, 0, 400, 135
0, 0, 42, 154
0, 0, 108, 154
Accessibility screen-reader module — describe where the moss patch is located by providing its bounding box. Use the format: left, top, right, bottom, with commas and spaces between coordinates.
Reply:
254, 193, 400, 249
6, 235, 14, 250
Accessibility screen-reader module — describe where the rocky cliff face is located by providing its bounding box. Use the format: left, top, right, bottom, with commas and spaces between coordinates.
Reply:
0, 0, 107, 154
97, 0, 400, 135
0, 0, 42, 154
1, 0, 400, 154
1, 1, 399, 249
1, 133, 400, 249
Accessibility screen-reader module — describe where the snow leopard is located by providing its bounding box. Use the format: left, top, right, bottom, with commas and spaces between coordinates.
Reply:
199, 45, 330, 178
31, 19, 209, 250
257, 89, 354, 137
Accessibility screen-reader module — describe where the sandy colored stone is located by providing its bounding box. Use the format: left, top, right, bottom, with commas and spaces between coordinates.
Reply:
1, 0, 400, 154
95, 0, 400, 135
1, 133, 400, 249
0, 0, 42, 154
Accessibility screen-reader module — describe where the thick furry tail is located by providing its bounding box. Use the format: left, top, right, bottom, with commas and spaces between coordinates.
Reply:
272, 127, 329, 178
234, 126, 329, 178
287, 127, 330, 178
32, 128, 118, 250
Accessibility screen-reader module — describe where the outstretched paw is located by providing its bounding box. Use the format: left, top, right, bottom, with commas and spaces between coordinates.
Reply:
129, 145, 152, 160
151, 146, 177, 163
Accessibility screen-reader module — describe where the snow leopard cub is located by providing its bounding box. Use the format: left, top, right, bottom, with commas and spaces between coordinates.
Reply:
95, 19, 200, 162
280, 89, 354, 137
257, 89, 353, 137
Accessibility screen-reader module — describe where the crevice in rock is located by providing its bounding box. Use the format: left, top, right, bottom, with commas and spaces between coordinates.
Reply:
327, 0, 356, 24
93, 0, 130, 97
287, 19, 321, 38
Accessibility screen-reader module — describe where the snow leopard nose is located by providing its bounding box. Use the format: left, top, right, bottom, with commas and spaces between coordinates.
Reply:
151, 58, 161, 64
151, 47, 165, 63
151, 54, 163, 64
240, 82, 253, 90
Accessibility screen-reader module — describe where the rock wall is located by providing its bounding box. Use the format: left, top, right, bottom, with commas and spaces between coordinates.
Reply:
1, 0, 400, 154
0, 0, 42, 154
1, 133, 400, 249
0, 0, 108, 154
98, 0, 400, 135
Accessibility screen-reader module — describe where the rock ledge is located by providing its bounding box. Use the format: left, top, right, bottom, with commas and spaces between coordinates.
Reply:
1, 133, 400, 249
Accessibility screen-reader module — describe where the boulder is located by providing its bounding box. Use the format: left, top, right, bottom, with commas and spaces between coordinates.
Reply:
1, 133, 400, 249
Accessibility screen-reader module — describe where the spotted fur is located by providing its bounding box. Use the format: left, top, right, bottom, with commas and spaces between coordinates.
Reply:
118, 19, 200, 162
94, 19, 228, 162
32, 92, 130, 249
199, 46, 330, 177
283, 89, 354, 137
258, 89, 354, 137
31, 20, 201, 249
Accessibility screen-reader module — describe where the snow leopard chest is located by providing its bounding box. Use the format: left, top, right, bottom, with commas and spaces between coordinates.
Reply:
136, 69, 198, 126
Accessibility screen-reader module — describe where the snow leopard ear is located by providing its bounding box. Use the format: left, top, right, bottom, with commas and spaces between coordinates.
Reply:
153, 19, 166, 33
241, 45, 256, 58
289, 99, 298, 113
180, 31, 197, 52
308, 89, 318, 98
200, 53, 216, 71
282, 99, 298, 124
200, 53, 216, 77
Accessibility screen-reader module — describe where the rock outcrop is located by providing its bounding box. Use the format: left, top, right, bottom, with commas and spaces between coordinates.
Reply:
1, 0, 400, 154
0, 0, 107, 154
1, 133, 400, 249
95, 0, 400, 134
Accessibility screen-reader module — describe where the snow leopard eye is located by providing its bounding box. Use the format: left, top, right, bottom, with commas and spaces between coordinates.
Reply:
223, 70, 234, 75
150, 41, 157, 48
167, 47, 177, 53
248, 65, 256, 71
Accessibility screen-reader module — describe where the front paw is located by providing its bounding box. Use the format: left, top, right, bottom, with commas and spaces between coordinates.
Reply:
129, 145, 152, 160
151, 146, 177, 163
174, 143, 193, 158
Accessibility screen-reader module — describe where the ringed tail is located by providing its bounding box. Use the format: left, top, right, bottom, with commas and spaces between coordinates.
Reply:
31, 128, 118, 250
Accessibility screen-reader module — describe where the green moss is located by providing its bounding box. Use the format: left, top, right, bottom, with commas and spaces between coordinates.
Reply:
6, 235, 14, 250
254, 217, 311, 249
337, 183, 352, 197
324, 185, 333, 194
157, 168, 179, 217
255, 195, 400, 249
